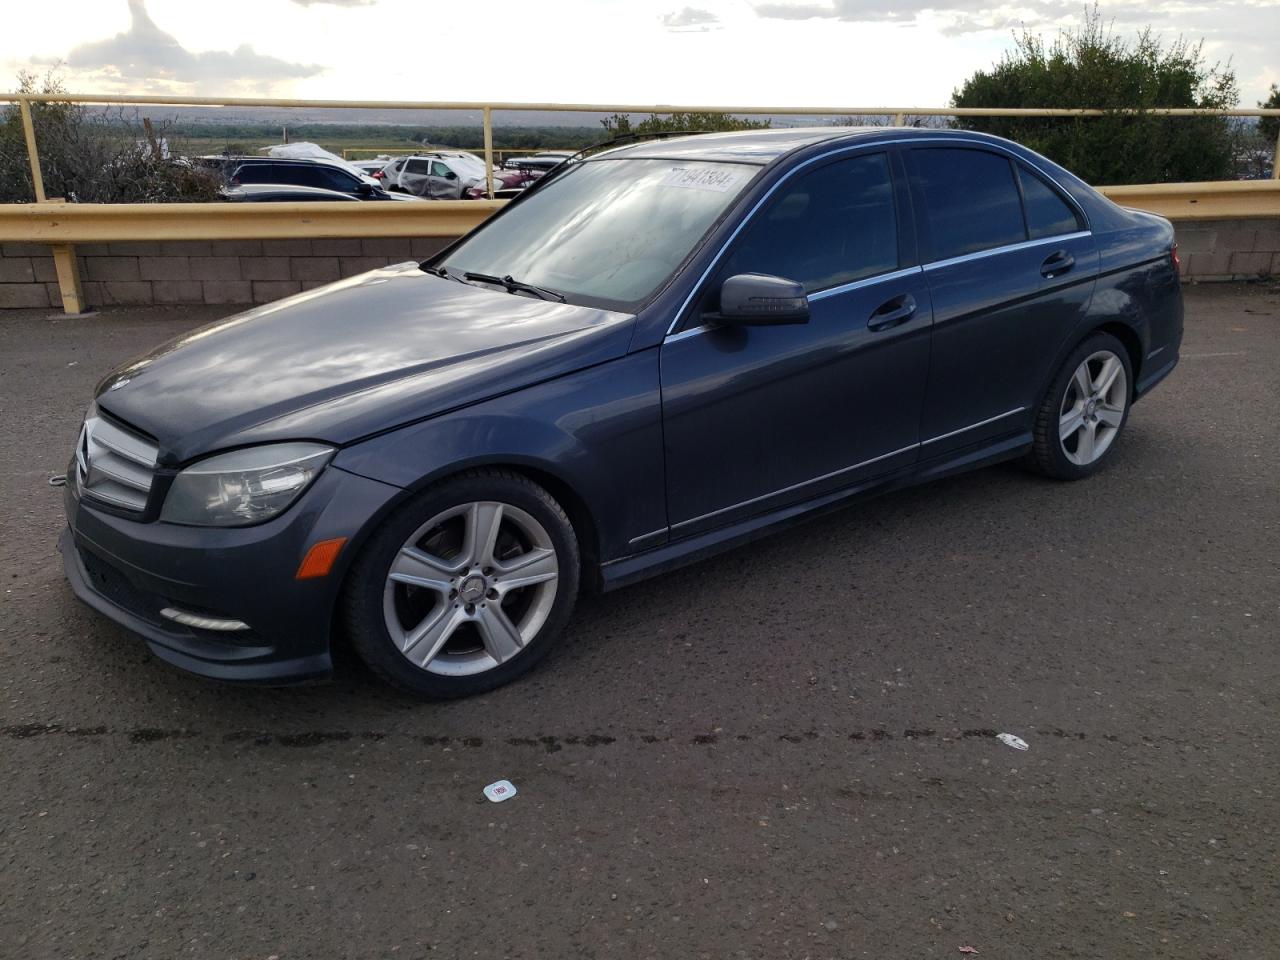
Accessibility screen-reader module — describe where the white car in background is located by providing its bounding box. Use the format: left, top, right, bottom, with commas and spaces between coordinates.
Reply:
379, 152, 491, 199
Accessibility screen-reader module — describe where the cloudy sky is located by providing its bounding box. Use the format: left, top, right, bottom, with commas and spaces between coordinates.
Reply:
4, 0, 1277, 109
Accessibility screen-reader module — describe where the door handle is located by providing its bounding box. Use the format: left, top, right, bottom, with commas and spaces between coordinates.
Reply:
867, 293, 917, 332
1040, 250, 1075, 279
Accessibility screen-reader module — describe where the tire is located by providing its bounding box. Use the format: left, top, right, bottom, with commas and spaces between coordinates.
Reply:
343, 469, 580, 699
1027, 332, 1133, 480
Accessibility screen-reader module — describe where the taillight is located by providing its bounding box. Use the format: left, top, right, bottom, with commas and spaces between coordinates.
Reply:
1171, 242, 1181, 275
372, 170, 383, 179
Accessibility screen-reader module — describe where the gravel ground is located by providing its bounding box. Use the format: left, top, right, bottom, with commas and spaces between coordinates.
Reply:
1, 284, 1277, 960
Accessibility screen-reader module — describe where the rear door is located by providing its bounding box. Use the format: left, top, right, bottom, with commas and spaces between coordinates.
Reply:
660, 150, 933, 537
429, 161, 462, 199
400, 158, 434, 196
905, 146, 1097, 457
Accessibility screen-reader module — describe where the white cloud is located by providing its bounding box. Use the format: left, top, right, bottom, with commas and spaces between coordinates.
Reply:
55, 0, 320, 89
3, 0, 1276, 107
662, 6, 721, 30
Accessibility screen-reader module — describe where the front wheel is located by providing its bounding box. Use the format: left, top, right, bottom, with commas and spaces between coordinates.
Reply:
343, 470, 580, 699
1028, 332, 1133, 480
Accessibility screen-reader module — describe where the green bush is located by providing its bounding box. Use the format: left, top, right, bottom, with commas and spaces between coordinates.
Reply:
1, 70, 220, 203
599, 112, 770, 137
951, 8, 1239, 184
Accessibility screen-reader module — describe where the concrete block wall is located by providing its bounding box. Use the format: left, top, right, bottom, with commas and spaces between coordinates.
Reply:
1175, 219, 1280, 281
1, 218, 1277, 310
0, 237, 453, 310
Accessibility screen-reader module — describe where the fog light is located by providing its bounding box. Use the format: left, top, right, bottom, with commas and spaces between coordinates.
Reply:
160, 607, 250, 632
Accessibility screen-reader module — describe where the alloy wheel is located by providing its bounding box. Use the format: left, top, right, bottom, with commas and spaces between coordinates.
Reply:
382, 501, 559, 676
1059, 349, 1128, 466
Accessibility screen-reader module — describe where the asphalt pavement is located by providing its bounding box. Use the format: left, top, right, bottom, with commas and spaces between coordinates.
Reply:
1, 285, 1277, 959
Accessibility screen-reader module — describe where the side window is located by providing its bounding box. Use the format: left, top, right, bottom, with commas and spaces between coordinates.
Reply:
912, 148, 1026, 261
405, 159, 432, 175
721, 153, 898, 293
235, 165, 272, 184
430, 161, 453, 178
1017, 163, 1083, 239
321, 169, 358, 192
286, 166, 324, 188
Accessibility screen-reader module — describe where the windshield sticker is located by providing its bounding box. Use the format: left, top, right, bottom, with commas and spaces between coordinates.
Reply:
661, 166, 744, 192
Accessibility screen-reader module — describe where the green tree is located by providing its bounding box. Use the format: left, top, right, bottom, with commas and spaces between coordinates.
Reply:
951, 7, 1239, 184
1, 69, 220, 203
1259, 83, 1279, 147
600, 112, 770, 137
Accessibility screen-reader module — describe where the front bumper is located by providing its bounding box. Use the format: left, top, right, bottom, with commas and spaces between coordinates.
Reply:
59, 463, 402, 684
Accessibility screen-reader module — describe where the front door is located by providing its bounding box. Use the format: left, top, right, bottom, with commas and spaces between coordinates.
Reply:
660, 151, 933, 538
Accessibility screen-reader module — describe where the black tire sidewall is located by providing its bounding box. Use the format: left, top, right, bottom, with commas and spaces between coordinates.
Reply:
344, 471, 580, 699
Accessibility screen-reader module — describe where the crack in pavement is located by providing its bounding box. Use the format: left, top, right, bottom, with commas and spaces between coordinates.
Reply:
1, 722, 1164, 752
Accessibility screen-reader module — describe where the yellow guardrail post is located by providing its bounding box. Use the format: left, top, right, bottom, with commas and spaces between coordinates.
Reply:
51, 243, 86, 314
894, 112, 905, 127
17, 97, 46, 202
19, 96, 86, 314
483, 106, 495, 199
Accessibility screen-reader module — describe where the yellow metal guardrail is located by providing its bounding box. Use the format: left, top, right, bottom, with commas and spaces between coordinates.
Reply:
0, 199, 502, 243
4, 93, 1280, 312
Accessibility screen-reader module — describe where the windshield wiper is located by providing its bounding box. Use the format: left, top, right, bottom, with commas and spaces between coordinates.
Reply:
424, 265, 468, 284
462, 271, 566, 302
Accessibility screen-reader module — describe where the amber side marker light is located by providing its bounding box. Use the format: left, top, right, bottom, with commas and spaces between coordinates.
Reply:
296, 537, 348, 580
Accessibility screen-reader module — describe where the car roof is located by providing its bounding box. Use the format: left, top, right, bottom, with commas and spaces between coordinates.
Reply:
594, 126, 998, 163
223, 183, 358, 200
231, 156, 357, 171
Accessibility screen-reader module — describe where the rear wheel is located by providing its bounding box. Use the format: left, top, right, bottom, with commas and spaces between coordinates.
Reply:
344, 470, 580, 699
1028, 332, 1132, 480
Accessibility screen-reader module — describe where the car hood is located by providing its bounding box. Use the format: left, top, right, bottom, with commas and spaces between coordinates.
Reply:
95, 263, 636, 466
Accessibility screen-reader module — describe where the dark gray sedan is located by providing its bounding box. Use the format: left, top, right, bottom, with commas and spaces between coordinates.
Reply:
60, 127, 1181, 699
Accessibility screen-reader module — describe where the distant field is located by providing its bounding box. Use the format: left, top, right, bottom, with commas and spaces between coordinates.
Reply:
166, 123, 601, 161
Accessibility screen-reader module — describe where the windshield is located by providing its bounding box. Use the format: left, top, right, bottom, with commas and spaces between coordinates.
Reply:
440, 158, 759, 307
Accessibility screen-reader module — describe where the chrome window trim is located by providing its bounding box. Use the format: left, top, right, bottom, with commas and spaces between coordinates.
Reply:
922, 231, 1092, 273
664, 265, 926, 346
665, 325, 711, 344
663, 134, 1091, 338
807, 265, 924, 302
921, 406, 1025, 446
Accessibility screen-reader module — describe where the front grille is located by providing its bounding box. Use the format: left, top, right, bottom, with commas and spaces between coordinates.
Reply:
76, 412, 158, 514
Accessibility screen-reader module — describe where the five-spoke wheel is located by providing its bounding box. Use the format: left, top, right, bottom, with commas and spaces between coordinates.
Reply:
1059, 350, 1128, 466
1029, 332, 1133, 480
384, 501, 560, 676
345, 470, 579, 699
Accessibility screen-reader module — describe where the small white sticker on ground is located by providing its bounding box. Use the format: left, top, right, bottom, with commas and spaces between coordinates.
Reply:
483, 779, 518, 803
661, 166, 743, 192
996, 733, 1029, 751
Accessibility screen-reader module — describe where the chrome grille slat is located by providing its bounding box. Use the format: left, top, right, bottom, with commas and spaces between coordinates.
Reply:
86, 447, 153, 492
78, 412, 158, 514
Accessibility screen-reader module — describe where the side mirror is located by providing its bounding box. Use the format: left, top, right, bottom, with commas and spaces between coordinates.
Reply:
356, 182, 374, 195
444, 170, 458, 181
716, 273, 809, 325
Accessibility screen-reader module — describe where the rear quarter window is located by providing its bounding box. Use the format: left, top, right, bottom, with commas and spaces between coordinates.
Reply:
1017, 163, 1084, 239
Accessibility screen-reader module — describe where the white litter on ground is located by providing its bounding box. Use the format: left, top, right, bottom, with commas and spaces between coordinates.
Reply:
996, 733, 1029, 751
483, 779, 518, 803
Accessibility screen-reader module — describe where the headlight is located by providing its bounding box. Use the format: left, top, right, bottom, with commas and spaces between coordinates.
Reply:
160, 442, 334, 527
